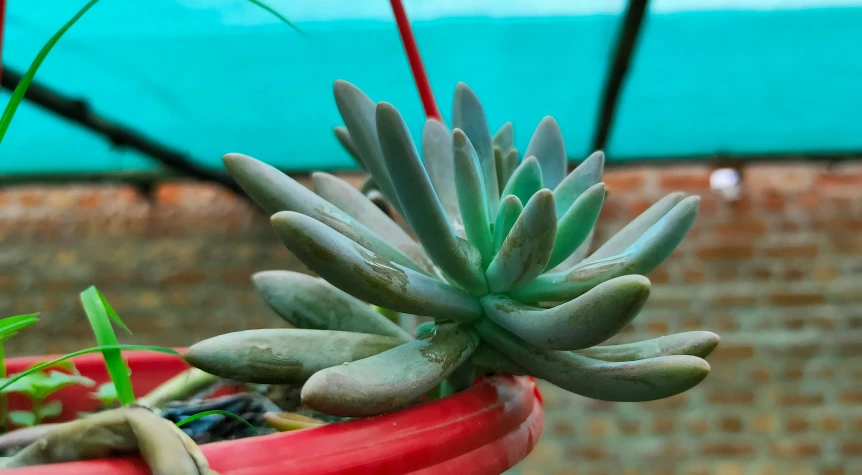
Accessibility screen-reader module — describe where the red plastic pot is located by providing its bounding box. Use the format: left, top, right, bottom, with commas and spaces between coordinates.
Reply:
2, 351, 543, 474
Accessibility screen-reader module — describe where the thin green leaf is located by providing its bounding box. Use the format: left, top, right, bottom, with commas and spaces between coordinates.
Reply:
37, 400, 63, 419
96, 290, 132, 334
175, 410, 259, 435
94, 382, 119, 405
80, 287, 135, 405
0, 371, 94, 400
0, 345, 179, 394
0, 0, 101, 144
246, 0, 305, 36
0, 314, 40, 336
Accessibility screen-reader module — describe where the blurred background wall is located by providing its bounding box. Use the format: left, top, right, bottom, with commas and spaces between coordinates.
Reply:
0, 162, 859, 474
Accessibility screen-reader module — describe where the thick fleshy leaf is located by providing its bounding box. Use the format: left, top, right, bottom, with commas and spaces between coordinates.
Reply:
553, 151, 605, 218
377, 102, 488, 295
302, 323, 479, 416
482, 275, 650, 350
184, 329, 403, 383
271, 212, 483, 321
453, 129, 494, 269
452, 82, 499, 216
494, 147, 507, 193
332, 80, 402, 212
493, 194, 524, 252
471, 344, 529, 375
500, 156, 543, 206
584, 192, 685, 263
511, 196, 700, 302
477, 319, 710, 402
252, 271, 411, 340
577, 331, 721, 361
524, 116, 567, 189
503, 149, 519, 185
492, 121, 514, 152
311, 172, 432, 270
415, 321, 436, 339
1, 406, 213, 474
546, 183, 606, 270
223, 153, 433, 276
486, 189, 557, 293
551, 228, 595, 272
334, 126, 363, 168
422, 119, 461, 224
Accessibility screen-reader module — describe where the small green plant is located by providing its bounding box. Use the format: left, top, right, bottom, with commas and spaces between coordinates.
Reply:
0, 314, 40, 430
184, 81, 720, 417
0, 365, 95, 427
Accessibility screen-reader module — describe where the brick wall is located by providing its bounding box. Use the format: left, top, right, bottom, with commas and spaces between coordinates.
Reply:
0, 162, 860, 474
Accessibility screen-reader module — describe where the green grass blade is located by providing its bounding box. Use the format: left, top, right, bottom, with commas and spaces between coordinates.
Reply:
0, 0, 102, 144
80, 286, 135, 405
175, 410, 259, 435
0, 345, 180, 393
96, 290, 131, 334
0, 314, 40, 336
246, 0, 305, 36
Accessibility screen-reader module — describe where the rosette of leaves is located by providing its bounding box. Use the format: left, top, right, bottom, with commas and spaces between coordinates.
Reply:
185, 81, 719, 417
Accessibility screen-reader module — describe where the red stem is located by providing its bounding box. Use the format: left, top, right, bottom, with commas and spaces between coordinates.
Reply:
389, 0, 441, 121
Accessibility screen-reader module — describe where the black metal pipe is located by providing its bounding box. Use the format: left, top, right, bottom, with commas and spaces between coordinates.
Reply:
591, 0, 650, 152
1, 66, 243, 193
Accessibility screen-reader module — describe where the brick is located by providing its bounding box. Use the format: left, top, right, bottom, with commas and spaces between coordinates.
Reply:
720, 416, 743, 432
551, 420, 575, 437
648, 267, 670, 284
785, 417, 809, 432
709, 390, 754, 405
160, 270, 207, 286
659, 169, 711, 191
682, 269, 705, 283
701, 442, 755, 457
618, 420, 640, 435
819, 416, 841, 433
646, 321, 669, 334
753, 414, 776, 433
697, 244, 754, 261
777, 392, 824, 406
750, 368, 771, 383
713, 292, 757, 307
839, 390, 862, 404
822, 467, 845, 475
771, 441, 821, 458
761, 190, 785, 211
652, 417, 674, 434
841, 441, 862, 457
604, 169, 645, 192
764, 244, 819, 259
587, 418, 610, 437
686, 418, 709, 435
711, 345, 755, 359
768, 293, 825, 306
715, 462, 745, 475
714, 219, 768, 236
565, 445, 607, 461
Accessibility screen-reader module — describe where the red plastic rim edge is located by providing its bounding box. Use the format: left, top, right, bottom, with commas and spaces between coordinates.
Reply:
3, 351, 543, 475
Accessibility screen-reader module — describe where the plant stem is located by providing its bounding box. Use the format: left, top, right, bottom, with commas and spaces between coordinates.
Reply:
0, 343, 6, 432
389, 0, 440, 121
31, 398, 41, 426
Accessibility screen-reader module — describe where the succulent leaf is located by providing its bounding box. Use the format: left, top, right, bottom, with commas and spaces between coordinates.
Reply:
301, 323, 479, 416
415, 321, 436, 339
311, 172, 432, 269
453, 129, 494, 269
492, 121, 514, 152
524, 116, 567, 189
333, 80, 402, 212
500, 156, 543, 206
551, 228, 595, 272
486, 189, 557, 293
421, 119, 462, 226
481, 275, 650, 350
511, 196, 699, 302
476, 319, 710, 402
184, 329, 403, 384
334, 126, 363, 168
377, 102, 488, 295
471, 344, 529, 375
223, 153, 433, 276
271, 211, 483, 321
452, 82, 499, 216
253, 271, 411, 340
546, 182, 606, 270
494, 194, 524, 252
577, 331, 721, 361
553, 151, 605, 218
585, 191, 685, 263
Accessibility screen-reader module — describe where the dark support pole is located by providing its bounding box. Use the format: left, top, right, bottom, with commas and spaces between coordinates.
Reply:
0, 66, 243, 193
0, 0, 5, 88
591, 0, 649, 153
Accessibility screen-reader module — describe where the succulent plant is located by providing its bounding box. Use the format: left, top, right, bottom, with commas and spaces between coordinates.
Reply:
184, 81, 719, 417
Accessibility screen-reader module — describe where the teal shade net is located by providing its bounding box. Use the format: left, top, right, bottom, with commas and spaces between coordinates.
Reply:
0, 1, 861, 175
